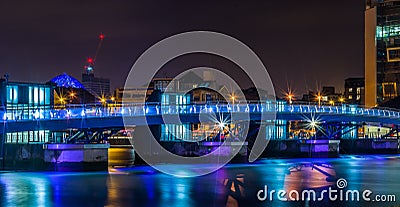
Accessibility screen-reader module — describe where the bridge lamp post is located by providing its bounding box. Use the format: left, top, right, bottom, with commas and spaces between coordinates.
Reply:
111, 97, 116, 114
287, 94, 293, 104
59, 98, 65, 107
100, 98, 106, 107
310, 120, 318, 138
218, 122, 226, 141
339, 97, 345, 105
69, 92, 75, 103
230, 95, 236, 105
316, 95, 322, 106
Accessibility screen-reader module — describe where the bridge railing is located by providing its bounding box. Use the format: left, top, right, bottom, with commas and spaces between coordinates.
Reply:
1, 102, 400, 122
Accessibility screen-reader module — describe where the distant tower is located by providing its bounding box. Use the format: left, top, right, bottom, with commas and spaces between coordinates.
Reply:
81, 33, 110, 97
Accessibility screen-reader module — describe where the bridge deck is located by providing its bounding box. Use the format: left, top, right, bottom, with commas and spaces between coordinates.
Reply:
1, 104, 400, 133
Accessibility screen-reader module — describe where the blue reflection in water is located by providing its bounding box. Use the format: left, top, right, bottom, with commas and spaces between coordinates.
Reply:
0, 154, 399, 206
0, 173, 50, 207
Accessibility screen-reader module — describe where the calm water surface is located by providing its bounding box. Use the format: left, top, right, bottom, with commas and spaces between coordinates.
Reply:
0, 148, 399, 207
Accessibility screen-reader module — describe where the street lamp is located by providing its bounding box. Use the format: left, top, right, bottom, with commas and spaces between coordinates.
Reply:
69, 92, 75, 103
111, 97, 116, 106
339, 97, 345, 104
316, 94, 322, 106
286, 93, 294, 104
100, 98, 106, 103
329, 100, 334, 106
230, 94, 236, 105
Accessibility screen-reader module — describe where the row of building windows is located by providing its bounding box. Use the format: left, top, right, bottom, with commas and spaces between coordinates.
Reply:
6, 85, 51, 106
376, 24, 400, 38
6, 130, 50, 143
160, 124, 192, 141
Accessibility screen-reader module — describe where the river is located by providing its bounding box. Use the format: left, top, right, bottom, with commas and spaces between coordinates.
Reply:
0, 148, 399, 207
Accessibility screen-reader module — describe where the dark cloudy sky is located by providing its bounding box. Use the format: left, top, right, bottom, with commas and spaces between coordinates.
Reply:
0, 0, 364, 97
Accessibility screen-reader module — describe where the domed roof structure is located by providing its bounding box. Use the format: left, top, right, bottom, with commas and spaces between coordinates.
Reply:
50, 73, 85, 89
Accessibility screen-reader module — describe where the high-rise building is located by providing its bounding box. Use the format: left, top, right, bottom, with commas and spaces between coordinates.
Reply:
365, 0, 400, 106
344, 78, 365, 105
81, 73, 110, 98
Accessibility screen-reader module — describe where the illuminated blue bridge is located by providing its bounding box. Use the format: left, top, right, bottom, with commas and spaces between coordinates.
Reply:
1, 103, 400, 136
1, 102, 400, 171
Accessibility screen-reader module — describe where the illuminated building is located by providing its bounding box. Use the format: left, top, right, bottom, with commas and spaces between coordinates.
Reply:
365, 0, 400, 106
81, 73, 110, 98
50, 73, 85, 89
113, 87, 154, 103
50, 73, 96, 104
0, 77, 55, 143
344, 78, 365, 105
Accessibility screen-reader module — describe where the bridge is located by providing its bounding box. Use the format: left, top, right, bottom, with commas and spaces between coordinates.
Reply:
1, 102, 400, 171
1, 103, 400, 136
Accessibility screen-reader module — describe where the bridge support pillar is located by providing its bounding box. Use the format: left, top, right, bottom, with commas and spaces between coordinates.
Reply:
43, 143, 109, 171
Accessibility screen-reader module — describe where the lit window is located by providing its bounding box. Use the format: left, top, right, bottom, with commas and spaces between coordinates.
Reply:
348, 88, 353, 93
349, 95, 353, 99
45, 87, 50, 105
34, 87, 38, 104
39, 87, 44, 105
6, 86, 18, 104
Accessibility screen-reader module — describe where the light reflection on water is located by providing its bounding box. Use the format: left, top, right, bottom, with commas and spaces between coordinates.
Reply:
0, 149, 399, 206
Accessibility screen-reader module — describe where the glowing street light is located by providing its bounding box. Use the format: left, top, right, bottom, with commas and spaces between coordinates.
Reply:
329, 100, 334, 106
339, 97, 345, 104
310, 120, 318, 129
69, 92, 76, 103
316, 93, 322, 106
59, 98, 65, 105
286, 93, 294, 104
230, 93, 236, 105
305, 115, 321, 139
218, 122, 226, 130
69, 92, 75, 99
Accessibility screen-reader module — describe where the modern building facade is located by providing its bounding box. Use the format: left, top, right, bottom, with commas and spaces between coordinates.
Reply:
50, 73, 96, 104
365, 0, 400, 106
82, 73, 110, 98
344, 78, 365, 105
0, 78, 54, 120
0, 77, 55, 143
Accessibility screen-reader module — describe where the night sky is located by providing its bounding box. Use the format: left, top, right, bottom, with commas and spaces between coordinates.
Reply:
0, 0, 364, 97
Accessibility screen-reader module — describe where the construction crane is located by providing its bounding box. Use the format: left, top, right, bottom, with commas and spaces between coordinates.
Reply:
85, 33, 105, 74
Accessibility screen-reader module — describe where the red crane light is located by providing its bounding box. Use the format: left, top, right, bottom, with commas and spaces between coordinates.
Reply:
99, 33, 105, 40
87, 57, 94, 64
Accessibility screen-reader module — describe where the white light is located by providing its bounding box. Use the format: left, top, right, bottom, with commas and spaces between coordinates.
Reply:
218, 122, 225, 129
34, 110, 40, 119
310, 120, 317, 128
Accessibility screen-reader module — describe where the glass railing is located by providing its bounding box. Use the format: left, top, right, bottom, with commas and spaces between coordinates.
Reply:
1, 102, 400, 121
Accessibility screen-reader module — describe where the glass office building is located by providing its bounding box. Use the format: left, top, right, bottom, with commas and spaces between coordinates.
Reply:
365, 0, 400, 106
0, 79, 55, 143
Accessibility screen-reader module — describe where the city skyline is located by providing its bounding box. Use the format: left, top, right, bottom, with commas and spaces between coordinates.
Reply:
0, 0, 364, 96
